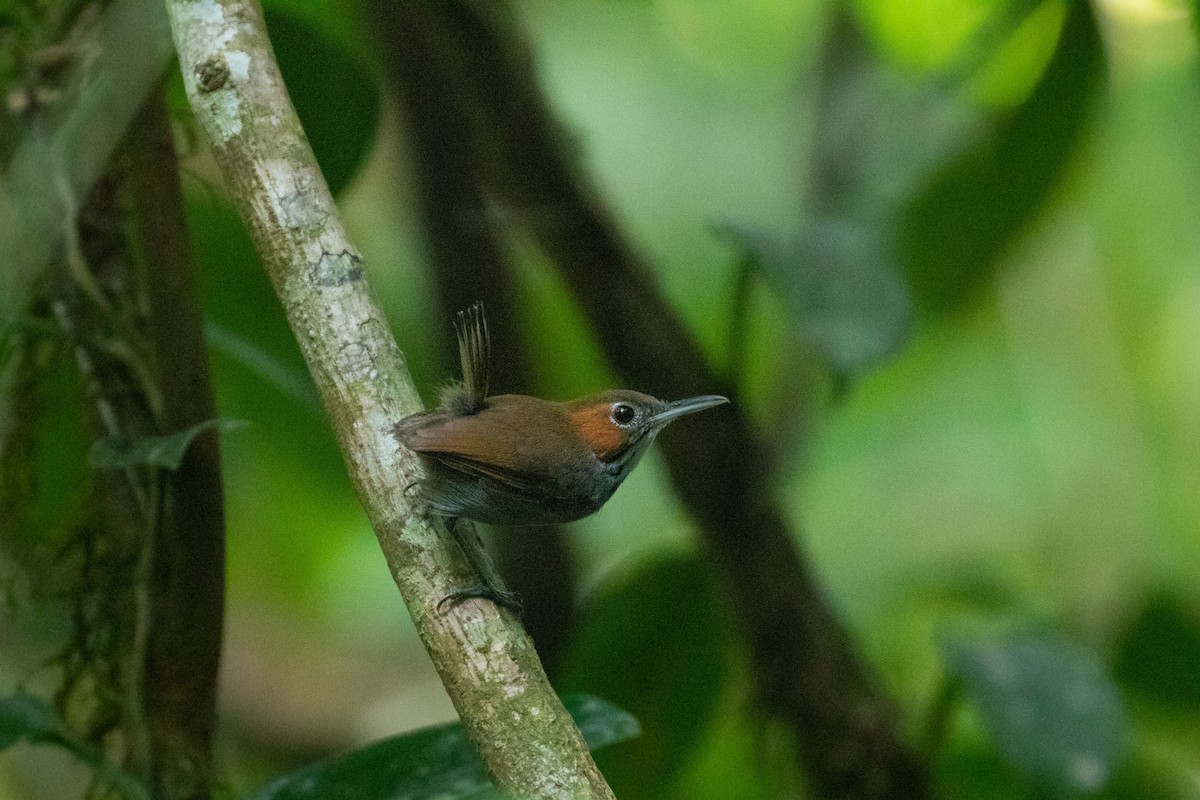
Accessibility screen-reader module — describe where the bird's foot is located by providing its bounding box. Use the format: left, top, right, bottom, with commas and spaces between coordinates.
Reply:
437, 583, 523, 614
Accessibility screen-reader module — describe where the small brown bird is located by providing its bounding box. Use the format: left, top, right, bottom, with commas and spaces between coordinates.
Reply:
393, 303, 728, 527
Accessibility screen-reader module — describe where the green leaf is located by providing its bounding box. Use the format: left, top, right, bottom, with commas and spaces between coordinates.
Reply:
568, 694, 641, 750
0, 692, 65, 750
934, 739, 1028, 800
1114, 593, 1200, 711
0, 693, 151, 800
556, 555, 733, 799
204, 322, 320, 409
263, 7, 380, 196
250, 694, 638, 800
88, 419, 246, 471
1103, 743, 1200, 800
724, 221, 912, 380
188, 201, 324, 414
942, 632, 1129, 796
900, 0, 1104, 313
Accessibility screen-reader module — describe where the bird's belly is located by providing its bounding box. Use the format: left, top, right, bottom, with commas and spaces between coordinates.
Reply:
423, 468, 617, 526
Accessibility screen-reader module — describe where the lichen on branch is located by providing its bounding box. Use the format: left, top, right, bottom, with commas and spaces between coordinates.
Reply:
163, 1, 613, 796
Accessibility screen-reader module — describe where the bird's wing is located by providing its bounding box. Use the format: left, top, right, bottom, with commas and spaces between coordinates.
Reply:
400, 414, 572, 501
419, 450, 557, 499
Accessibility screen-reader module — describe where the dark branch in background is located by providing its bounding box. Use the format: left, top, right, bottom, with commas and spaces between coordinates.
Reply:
0, 4, 221, 796
40, 84, 223, 799
121, 86, 224, 800
393, 2, 930, 797
373, 1, 577, 672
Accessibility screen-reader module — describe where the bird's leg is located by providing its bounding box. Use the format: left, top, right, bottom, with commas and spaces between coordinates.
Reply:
439, 517, 522, 613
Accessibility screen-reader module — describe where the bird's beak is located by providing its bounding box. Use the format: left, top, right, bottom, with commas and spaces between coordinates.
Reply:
648, 395, 729, 428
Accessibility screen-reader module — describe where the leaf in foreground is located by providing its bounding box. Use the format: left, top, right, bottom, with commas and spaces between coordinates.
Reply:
251, 694, 639, 800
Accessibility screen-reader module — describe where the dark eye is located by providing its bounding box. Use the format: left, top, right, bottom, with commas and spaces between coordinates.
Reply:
611, 403, 636, 426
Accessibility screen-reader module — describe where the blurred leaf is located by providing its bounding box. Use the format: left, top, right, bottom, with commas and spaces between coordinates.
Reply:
187, 198, 342, 475
88, 419, 246, 471
0, 336, 87, 559
942, 632, 1129, 796
0, 693, 149, 800
723, 221, 912, 380
900, 561, 1022, 613
569, 694, 642, 749
262, 0, 372, 58
1102, 742, 1200, 800
204, 322, 320, 409
809, 8, 980, 222
668, 684, 792, 800
556, 555, 733, 799
900, 0, 1104, 313
934, 739, 1027, 800
967, 0, 1066, 109
263, 7, 379, 196
250, 694, 636, 800
187, 199, 311, 387
1114, 594, 1200, 711
0, 692, 65, 749
855, 0, 1007, 73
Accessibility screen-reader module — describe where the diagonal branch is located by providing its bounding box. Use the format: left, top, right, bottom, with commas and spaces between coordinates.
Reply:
163, 1, 612, 797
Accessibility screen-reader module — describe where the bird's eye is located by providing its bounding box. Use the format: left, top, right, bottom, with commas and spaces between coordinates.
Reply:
611, 403, 636, 426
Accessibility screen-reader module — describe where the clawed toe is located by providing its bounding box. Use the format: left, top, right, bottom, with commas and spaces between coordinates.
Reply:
437, 584, 523, 614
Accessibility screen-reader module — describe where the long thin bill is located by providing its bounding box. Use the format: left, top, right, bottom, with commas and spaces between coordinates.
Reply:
648, 394, 729, 427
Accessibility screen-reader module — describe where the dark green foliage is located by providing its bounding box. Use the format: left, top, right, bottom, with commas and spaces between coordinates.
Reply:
555, 555, 733, 799
900, 0, 1105, 313
188, 201, 306, 382
0, 692, 148, 800
263, 7, 380, 196
7, 1, 1200, 797
1114, 594, 1200, 711
0, 691, 64, 749
250, 694, 638, 800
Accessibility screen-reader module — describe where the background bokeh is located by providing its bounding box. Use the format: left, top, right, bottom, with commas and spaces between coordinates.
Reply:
4, 0, 1200, 798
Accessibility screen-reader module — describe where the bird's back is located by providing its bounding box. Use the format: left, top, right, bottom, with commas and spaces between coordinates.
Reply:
394, 394, 619, 524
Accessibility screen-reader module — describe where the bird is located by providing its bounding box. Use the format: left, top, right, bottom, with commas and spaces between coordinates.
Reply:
392, 303, 727, 610
393, 302, 728, 527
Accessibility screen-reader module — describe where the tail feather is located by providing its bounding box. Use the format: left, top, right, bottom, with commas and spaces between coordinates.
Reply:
454, 302, 490, 413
